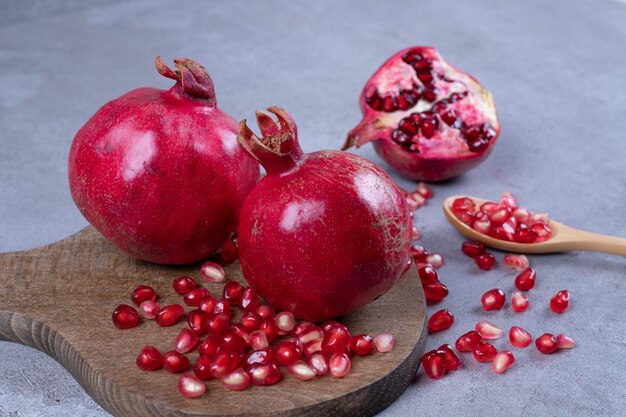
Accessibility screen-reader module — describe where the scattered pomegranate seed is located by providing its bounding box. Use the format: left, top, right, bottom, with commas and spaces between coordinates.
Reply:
198, 296, 217, 314
509, 326, 532, 348
138, 300, 160, 320
473, 341, 497, 362
259, 317, 280, 342
502, 254, 529, 271
162, 351, 190, 373
417, 265, 440, 285
249, 330, 269, 351
481, 289, 506, 311
322, 324, 351, 356
511, 291, 530, 312
178, 373, 205, 398
155, 304, 185, 327
492, 350, 515, 374
455, 330, 482, 352
423, 282, 449, 302
222, 281, 244, 305
475, 320, 503, 340
172, 276, 196, 294
200, 261, 225, 283
411, 245, 429, 262
349, 334, 374, 356
187, 310, 210, 335
221, 368, 249, 391
461, 241, 486, 258
112, 304, 140, 329
550, 290, 570, 314
437, 344, 462, 371
183, 287, 211, 307
136, 346, 162, 371
222, 329, 247, 352
239, 312, 261, 332
421, 350, 446, 379
248, 363, 283, 386
275, 311, 296, 333
210, 350, 239, 378
412, 226, 421, 240
288, 360, 317, 381
329, 353, 351, 377
556, 334, 576, 349
535, 333, 558, 354
428, 309, 454, 333
240, 288, 260, 312
304, 338, 323, 357
192, 356, 213, 380
207, 312, 230, 334
256, 304, 275, 319
514, 267, 536, 291
475, 253, 496, 270
197, 335, 222, 358
415, 182, 433, 199
220, 239, 238, 263
275, 340, 303, 366
308, 352, 329, 376
298, 326, 324, 345
174, 328, 200, 353
131, 285, 157, 305
213, 298, 232, 317
373, 333, 395, 352
426, 253, 444, 269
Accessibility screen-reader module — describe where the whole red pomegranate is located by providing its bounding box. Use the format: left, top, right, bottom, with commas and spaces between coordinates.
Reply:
68, 57, 259, 264
343, 46, 500, 182
236, 107, 411, 321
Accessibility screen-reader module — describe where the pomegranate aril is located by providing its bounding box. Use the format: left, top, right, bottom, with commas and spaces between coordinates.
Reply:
229, 323, 251, 344
308, 352, 330, 376
475, 253, 496, 271
248, 363, 283, 386
222, 330, 247, 353
184, 287, 211, 307
437, 344, 462, 371
492, 350, 514, 374
321, 324, 351, 356
461, 241, 486, 258
481, 289, 506, 311
475, 320, 503, 340
536, 333, 558, 354
426, 253, 444, 269
503, 254, 529, 271
417, 265, 439, 285
509, 326, 532, 348
198, 296, 217, 314
213, 298, 232, 317
411, 245, 429, 262
288, 360, 317, 381
178, 373, 205, 398
207, 312, 230, 334
428, 309, 454, 333
131, 285, 157, 305
175, 328, 200, 354
411, 226, 421, 240
275, 340, 303, 366
139, 300, 160, 320
349, 334, 374, 356
187, 309, 210, 335
304, 338, 323, 358
455, 330, 482, 352
155, 304, 185, 327
259, 317, 280, 342
247, 347, 275, 366
515, 228, 538, 244
200, 261, 225, 283
451, 197, 476, 215
556, 334, 576, 349
221, 368, 249, 391
136, 346, 162, 371
249, 330, 269, 351
220, 239, 238, 263
222, 281, 244, 305
162, 351, 190, 373
239, 312, 261, 332
275, 311, 296, 333
514, 267, 536, 291
421, 350, 446, 379
210, 350, 239, 378
374, 333, 395, 353
198, 335, 222, 358
192, 356, 213, 380
511, 291, 530, 313
256, 304, 275, 319
531, 223, 552, 242
473, 341, 497, 362
298, 326, 324, 345
329, 353, 351, 377
240, 287, 260, 312
112, 304, 140, 329
423, 282, 449, 302
172, 276, 196, 294
550, 290, 570, 314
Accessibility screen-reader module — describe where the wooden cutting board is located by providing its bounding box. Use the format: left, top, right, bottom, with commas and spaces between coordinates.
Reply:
0, 227, 427, 417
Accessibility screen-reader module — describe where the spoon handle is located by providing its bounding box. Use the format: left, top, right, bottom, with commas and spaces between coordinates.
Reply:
562, 226, 626, 257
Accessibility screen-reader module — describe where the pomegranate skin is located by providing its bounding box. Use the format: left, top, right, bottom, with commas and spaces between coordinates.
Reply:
344, 46, 500, 182
237, 107, 411, 321
68, 57, 259, 264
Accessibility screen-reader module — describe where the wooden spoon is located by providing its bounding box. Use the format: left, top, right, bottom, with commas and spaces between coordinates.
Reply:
442, 195, 626, 256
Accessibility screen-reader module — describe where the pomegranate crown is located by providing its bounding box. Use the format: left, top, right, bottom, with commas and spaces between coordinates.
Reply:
237, 106, 304, 175
155, 56, 216, 104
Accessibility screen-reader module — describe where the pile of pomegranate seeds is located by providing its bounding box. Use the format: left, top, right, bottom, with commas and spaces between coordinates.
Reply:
111, 269, 395, 398
451, 192, 553, 244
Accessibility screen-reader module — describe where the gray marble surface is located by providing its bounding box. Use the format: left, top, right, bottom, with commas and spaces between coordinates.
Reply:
1, 0, 625, 416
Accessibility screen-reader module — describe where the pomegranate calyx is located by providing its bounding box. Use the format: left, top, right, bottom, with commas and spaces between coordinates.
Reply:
342, 116, 383, 150
155, 56, 216, 104
237, 106, 304, 175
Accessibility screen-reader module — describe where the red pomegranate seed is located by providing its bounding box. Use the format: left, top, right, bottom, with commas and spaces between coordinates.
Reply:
249, 330, 269, 351
475, 320, 503, 340
200, 261, 225, 283
418, 265, 440, 285
421, 350, 446, 379
411, 244, 429, 262
321, 324, 351, 356
428, 309, 454, 333
172, 276, 196, 294
304, 338, 323, 358
298, 326, 324, 345
184, 287, 211, 307
475, 253, 496, 270
291, 321, 314, 337
402, 257, 413, 274
207, 312, 230, 334
210, 350, 239, 378
426, 253, 444, 269
275, 340, 303, 366
473, 341, 497, 362
222, 281, 244, 305
198, 296, 217, 314
455, 330, 482, 352
492, 350, 515, 374
213, 298, 232, 317
275, 311, 296, 333
175, 328, 199, 354
550, 290, 570, 314
373, 333, 395, 352
178, 373, 205, 398
416, 182, 433, 199
241, 288, 260, 312
511, 291, 530, 312
536, 333, 558, 354
248, 363, 283, 386
187, 309, 210, 335
451, 197, 475, 215
139, 300, 160, 320
197, 335, 222, 357
406, 194, 421, 211
247, 347, 275, 366
412, 226, 421, 240
131, 285, 157, 305
239, 312, 261, 332
221, 368, 249, 391
192, 356, 213, 380
259, 317, 280, 342
288, 360, 317, 381
509, 326, 532, 348
349, 334, 374, 356
461, 241, 486, 258
222, 330, 247, 353
256, 304, 275, 319
136, 346, 162, 371
229, 323, 251, 344
502, 254, 529, 271
556, 334, 576, 349
423, 282, 449, 302
112, 304, 140, 329
308, 352, 329, 376
329, 353, 351, 377
514, 267, 536, 291
481, 289, 506, 311
220, 239, 238, 263
155, 304, 185, 327
437, 344, 462, 371
162, 351, 190, 373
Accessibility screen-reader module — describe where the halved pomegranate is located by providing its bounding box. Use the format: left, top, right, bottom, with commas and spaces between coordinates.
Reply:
343, 46, 499, 182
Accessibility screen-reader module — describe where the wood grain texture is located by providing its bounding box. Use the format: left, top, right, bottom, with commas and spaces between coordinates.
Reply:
0, 227, 427, 417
